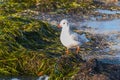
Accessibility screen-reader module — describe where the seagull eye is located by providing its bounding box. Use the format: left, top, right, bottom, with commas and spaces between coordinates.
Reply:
63, 22, 65, 24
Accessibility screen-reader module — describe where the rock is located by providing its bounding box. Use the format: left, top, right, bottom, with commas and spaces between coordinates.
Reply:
73, 58, 120, 80
50, 20, 58, 26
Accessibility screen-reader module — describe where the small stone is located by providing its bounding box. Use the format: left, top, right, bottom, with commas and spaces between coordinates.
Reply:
50, 20, 58, 25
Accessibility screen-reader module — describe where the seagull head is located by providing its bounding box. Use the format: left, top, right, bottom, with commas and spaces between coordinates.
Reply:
58, 19, 69, 28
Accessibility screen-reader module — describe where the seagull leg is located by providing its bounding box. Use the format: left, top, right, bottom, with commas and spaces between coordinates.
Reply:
66, 48, 69, 54
76, 46, 80, 54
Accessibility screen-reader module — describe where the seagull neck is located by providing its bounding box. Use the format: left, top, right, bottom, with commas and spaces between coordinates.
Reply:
61, 25, 71, 34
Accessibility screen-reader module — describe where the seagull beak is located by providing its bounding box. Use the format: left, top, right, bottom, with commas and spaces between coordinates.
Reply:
57, 24, 61, 28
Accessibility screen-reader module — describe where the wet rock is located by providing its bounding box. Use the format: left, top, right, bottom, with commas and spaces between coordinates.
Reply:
73, 59, 101, 80
73, 58, 120, 80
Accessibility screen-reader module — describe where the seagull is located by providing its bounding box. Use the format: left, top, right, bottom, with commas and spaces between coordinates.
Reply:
58, 19, 89, 54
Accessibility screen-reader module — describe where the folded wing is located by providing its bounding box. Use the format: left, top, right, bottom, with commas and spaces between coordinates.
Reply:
71, 33, 89, 45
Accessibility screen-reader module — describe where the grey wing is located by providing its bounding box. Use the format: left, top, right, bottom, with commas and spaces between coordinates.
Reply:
71, 33, 79, 41
71, 33, 89, 43
79, 34, 89, 43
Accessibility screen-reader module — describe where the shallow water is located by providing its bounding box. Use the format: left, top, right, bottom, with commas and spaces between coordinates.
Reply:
79, 18, 120, 63
80, 19, 120, 33
97, 9, 120, 14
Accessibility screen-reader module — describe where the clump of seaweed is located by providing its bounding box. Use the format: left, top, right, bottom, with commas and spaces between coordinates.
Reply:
49, 54, 84, 79
0, 14, 62, 76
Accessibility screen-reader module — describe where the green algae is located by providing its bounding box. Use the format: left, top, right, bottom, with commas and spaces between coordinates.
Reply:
0, 14, 60, 76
